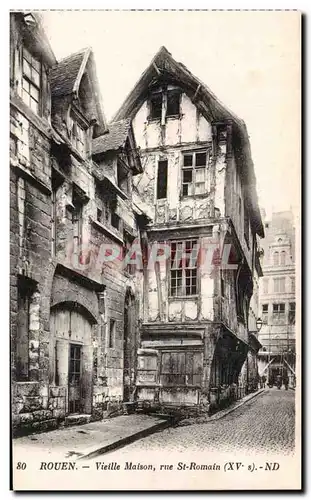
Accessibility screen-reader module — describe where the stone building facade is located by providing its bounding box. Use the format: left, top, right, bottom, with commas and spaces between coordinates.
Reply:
10, 12, 145, 435
10, 14, 265, 435
113, 47, 264, 412
257, 211, 296, 387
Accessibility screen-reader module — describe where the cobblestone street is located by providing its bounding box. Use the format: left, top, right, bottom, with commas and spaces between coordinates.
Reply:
111, 389, 295, 455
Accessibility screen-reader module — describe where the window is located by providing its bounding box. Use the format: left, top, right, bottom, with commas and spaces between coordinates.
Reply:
123, 231, 135, 275
273, 303, 285, 319
72, 199, 83, 257
160, 351, 202, 386
289, 302, 296, 325
71, 121, 86, 157
273, 251, 279, 266
166, 91, 180, 117
182, 151, 207, 196
220, 273, 225, 297
170, 240, 198, 297
149, 89, 181, 120
22, 48, 41, 114
262, 304, 268, 323
280, 250, 286, 266
217, 125, 227, 142
149, 92, 162, 119
274, 277, 285, 293
291, 277, 296, 293
117, 162, 129, 194
263, 278, 269, 295
156, 160, 168, 199
108, 319, 116, 348
111, 212, 121, 231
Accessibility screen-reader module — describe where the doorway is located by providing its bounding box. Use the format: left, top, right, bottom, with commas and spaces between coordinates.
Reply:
50, 304, 94, 415
123, 290, 136, 402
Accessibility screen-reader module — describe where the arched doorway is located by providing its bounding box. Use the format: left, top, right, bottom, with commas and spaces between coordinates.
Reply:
123, 289, 136, 402
50, 303, 95, 415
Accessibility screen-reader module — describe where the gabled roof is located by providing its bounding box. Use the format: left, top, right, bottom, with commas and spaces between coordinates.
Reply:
92, 119, 131, 155
50, 48, 88, 97
50, 47, 107, 136
113, 46, 264, 238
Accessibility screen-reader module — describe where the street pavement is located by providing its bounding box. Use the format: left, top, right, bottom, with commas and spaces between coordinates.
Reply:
107, 388, 295, 455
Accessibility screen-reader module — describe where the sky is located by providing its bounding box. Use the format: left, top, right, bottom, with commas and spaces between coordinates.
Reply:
41, 10, 300, 220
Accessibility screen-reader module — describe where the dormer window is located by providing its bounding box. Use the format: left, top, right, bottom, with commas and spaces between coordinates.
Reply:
167, 90, 180, 117
150, 93, 162, 120
149, 87, 181, 121
71, 119, 86, 157
22, 48, 41, 114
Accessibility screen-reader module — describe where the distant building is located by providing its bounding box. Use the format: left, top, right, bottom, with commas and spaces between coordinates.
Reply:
257, 211, 296, 387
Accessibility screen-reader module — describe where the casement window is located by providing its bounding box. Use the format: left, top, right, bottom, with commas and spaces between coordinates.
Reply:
72, 188, 84, 257
262, 303, 268, 323
71, 120, 86, 157
102, 200, 122, 233
117, 161, 129, 195
22, 48, 41, 114
182, 151, 208, 197
280, 250, 286, 266
160, 351, 203, 386
111, 212, 121, 231
289, 302, 296, 325
149, 88, 181, 120
156, 160, 168, 199
273, 303, 285, 319
170, 240, 198, 297
166, 91, 180, 117
149, 92, 162, 120
273, 251, 279, 266
273, 277, 285, 293
108, 319, 116, 348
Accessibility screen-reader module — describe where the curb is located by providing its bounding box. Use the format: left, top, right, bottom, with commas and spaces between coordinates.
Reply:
78, 418, 172, 460
208, 388, 265, 421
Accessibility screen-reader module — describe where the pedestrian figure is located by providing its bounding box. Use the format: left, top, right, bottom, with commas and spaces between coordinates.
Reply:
262, 375, 266, 388
276, 374, 282, 389
283, 373, 289, 390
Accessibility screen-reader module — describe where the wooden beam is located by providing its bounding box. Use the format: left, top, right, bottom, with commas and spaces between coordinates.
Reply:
153, 62, 161, 75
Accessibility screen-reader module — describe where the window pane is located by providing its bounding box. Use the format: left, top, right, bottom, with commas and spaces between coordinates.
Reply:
183, 169, 192, 183
22, 79, 30, 92
31, 68, 40, 87
31, 56, 41, 72
30, 98, 39, 114
195, 182, 205, 195
23, 58, 31, 78
195, 152, 207, 166
167, 92, 180, 116
183, 154, 193, 167
30, 84, 39, 101
23, 48, 32, 63
150, 94, 162, 119
195, 168, 205, 182
22, 90, 30, 106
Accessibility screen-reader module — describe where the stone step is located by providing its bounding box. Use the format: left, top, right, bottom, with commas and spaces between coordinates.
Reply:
64, 414, 92, 427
